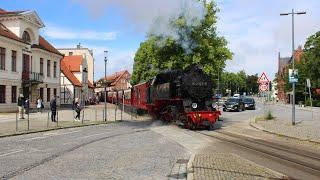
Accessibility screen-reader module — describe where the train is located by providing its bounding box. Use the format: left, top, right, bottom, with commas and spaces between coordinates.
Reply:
104, 66, 221, 129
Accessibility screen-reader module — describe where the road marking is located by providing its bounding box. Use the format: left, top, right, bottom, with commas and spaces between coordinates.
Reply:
0, 149, 24, 157
78, 132, 107, 139
21, 130, 81, 142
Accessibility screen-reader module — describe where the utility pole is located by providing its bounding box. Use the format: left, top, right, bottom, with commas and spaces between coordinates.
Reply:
280, 9, 306, 125
104, 50, 108, 121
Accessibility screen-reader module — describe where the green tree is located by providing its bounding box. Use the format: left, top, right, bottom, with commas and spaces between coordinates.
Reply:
304, 31, 320, 88
131, 1, 232, 85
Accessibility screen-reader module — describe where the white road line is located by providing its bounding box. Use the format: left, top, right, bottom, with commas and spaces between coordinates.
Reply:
0, 149, 24, 157
22, 130, 81, 142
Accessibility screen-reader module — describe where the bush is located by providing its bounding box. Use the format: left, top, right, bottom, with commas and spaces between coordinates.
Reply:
306, 99, 320, 107
265, 110, 274, 120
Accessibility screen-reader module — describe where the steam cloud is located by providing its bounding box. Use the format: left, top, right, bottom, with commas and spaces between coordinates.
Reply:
73, 0, 206, 44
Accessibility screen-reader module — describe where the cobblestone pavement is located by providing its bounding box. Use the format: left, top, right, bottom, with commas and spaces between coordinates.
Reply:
252, 102, 320, 143
0, 121, 190, 179
192, 153, 284, 180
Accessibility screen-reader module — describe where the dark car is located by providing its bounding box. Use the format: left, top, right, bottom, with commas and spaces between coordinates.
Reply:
223, 98, 245, 112
243, 97, 256, 110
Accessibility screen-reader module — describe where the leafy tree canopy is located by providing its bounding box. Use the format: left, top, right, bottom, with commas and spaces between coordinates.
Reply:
131, 1, 233, 85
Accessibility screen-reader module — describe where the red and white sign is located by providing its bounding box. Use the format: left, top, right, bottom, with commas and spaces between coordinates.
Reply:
258, 72, 270, 92
259, 83, 269, 92
258, 72, 270, 84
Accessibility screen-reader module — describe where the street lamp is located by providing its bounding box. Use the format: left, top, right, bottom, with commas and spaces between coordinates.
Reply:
104, 50, 108, 122
280, 9, 306, 125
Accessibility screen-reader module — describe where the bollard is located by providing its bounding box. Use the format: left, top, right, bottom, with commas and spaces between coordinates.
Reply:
16, 109, 18, 131
56, 110, 59, 127
114, 105, 117, 121
82, 109, 84, 124
27, 107, 30, 131
47, 111, 49, 128
102, 109, 105, 122
95, 109, 97, 121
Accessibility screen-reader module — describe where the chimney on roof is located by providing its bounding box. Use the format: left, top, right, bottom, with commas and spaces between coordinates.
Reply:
77, 43, 81, 49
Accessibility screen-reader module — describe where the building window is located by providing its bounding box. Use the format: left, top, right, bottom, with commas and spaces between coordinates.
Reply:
53, 62, 57, 78
69, 52, 73, 56
11, 86, 17, 103
11, 50, 16, 72
40, 88, 44, 99
47, 60, 51, 77
0, 85, 5, 103
40, 58, 44, 75
22, 31, 31, 43
47, 88, 51, 102
54, 88, 57, 96
0, 47, 5, 70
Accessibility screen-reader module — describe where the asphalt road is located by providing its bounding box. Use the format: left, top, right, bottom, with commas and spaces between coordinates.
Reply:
0, 121, 190, 179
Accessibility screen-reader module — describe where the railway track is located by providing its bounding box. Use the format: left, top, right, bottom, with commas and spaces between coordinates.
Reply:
197, 130, 320, 177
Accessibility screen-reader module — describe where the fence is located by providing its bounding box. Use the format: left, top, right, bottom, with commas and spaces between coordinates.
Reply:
0, 103, 142, 137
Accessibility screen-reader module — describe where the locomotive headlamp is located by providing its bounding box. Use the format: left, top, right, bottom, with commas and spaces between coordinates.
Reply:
192, 103, 198, 109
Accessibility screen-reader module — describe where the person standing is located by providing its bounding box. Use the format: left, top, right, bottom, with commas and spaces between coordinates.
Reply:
50, 96, 57, 122
17, 94, 25, 119
36, 97, 43, 113
74, 98, 81, 121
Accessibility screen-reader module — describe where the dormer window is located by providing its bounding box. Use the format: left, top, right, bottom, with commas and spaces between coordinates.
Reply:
22, 31, 31, 43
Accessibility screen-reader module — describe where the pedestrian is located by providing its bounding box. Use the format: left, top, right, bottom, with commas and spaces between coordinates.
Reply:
50, 96, 57, 122
36, 96, 43, 113
17, 94, 25, 119
24, 98, 29, 115
74, 98, 81, 121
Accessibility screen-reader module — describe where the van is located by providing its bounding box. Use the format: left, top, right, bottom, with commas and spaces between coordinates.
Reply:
233, 94, 240, 98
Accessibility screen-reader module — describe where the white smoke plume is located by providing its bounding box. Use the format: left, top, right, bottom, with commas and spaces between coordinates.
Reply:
72, 0, 206, 37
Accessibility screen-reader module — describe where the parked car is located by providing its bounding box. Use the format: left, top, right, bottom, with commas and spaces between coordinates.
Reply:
233, 94, 240, 98
243, 97, 256, 110
223, 98, 245, 112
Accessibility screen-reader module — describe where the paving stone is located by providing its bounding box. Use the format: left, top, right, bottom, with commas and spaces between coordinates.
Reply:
192, 153, 284, 180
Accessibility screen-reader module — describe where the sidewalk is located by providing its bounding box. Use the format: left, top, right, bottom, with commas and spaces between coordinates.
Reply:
0, 103, 140, 137
189, 153, 285, 180
251, 103, 320, 143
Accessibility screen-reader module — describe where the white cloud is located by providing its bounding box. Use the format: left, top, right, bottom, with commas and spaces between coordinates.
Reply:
43, 24, 117, 40
217, 0, 320, 79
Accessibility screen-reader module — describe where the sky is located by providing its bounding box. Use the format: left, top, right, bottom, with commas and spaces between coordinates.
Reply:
2, 0, 320, 81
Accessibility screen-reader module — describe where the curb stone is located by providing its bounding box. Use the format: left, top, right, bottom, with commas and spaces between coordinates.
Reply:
187, 154, 195, 180
0, 121, 110, 139
250, 121, 320, 144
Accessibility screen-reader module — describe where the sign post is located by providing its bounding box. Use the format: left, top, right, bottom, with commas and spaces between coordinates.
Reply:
258, 72, 270, 100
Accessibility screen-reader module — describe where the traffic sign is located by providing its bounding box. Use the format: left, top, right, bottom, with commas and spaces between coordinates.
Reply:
259, 83, 269, 92
258, 72, 270, 84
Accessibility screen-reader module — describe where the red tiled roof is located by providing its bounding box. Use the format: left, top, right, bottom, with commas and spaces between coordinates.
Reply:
61, 61, 82, 87
88, 81, 95, 89
101, 70, 127, 82
0, 23, 27, 44
61, 55, 83, 72
111, 70, 130, 86
0, 8, 25, 15
31, 36, 63, 56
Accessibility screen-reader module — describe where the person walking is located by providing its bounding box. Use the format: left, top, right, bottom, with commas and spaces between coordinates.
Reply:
17, 94, 25, 119
50, 96, 57, 122
36, 97, 43, 113
24, 98, 29, 115
74, 98, 81, 121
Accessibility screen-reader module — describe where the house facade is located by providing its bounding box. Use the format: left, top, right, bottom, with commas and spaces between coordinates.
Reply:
60, 55, 94, 105
58, 44, 94, 84
0, 9, 63, 112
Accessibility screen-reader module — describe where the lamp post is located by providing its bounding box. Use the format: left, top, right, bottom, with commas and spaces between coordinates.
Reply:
280, 9, 306, 125
104, 50, 108, 122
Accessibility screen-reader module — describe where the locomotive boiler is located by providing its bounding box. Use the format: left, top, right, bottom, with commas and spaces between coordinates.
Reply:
107, 66, 221, 130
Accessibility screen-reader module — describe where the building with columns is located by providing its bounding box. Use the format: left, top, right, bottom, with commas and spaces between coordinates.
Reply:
0, 8, 63, 112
